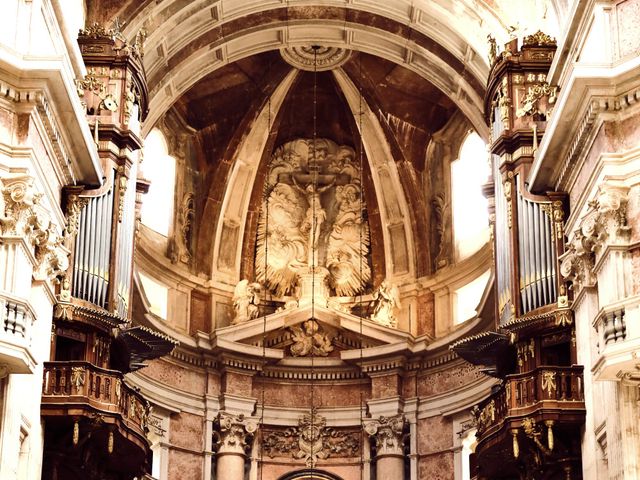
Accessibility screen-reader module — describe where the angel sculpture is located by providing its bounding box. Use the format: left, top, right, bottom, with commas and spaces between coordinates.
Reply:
231, 279, 261, 325
370, 280, 400, 328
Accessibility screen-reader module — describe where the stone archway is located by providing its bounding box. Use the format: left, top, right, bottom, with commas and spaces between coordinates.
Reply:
277, 469, 344, 480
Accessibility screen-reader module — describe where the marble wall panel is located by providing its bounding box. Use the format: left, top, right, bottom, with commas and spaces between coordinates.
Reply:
371, 374, 401, 399
417, 416, 453, 455
217, 221, 239, 271
223, 370, 254, 397
617, 0, 640, 58
418, 451, 455, 480
417, 363, 483, 397
169, 411, 205, 451
254, 381, 369, 408
0, 107, 14, 144
168, 449, 203, 480
143, 358, 207, 394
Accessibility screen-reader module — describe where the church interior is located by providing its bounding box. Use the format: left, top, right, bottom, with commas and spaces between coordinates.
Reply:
0, 0, 639, 479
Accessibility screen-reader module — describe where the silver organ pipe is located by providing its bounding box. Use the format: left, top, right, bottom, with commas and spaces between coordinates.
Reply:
516, 177, 557, 315
72, 171, 115, 309
494, 156, 513, 325
115, 162, 138, 318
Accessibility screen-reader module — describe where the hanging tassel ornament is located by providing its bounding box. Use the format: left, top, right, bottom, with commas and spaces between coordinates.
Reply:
546, 420, 554, 451
108, 431, 114, 454
511, 429, 519, 458
72, 420, 79, 446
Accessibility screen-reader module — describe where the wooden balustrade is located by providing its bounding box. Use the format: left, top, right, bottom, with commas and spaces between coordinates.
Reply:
475, 365, 584, 435
42, 361, 149, 438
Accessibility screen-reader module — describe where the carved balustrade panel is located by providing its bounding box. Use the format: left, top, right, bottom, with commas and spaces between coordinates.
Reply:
42, 361, 150, 438
474, 365, 584, 436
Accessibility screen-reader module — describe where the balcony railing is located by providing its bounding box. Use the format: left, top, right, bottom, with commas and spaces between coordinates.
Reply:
592, 301, 640, 381
42, 361, 150, 439
0, 291, 36, 374
475, 365, 584, 436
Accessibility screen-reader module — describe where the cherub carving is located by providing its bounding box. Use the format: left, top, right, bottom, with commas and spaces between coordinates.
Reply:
289, 320, 334, 357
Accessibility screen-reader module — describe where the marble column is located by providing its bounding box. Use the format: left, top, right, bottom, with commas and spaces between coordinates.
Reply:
364, 415, 406, 479
214, 412, 258, 480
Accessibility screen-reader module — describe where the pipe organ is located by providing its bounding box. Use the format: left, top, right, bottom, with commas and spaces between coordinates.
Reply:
485, 34, 567, 326
72, 172, 114, 309
452, 31, 585, 479
42, 23, 176, 480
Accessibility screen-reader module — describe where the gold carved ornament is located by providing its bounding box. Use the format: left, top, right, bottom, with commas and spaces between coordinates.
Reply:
541, 371, 557, 398
117, 167, 128, 223
523, 30, 557, 47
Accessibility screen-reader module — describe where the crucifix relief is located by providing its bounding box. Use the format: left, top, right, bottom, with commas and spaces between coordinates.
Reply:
256, 138, 372, 300
286, 171, 338, 268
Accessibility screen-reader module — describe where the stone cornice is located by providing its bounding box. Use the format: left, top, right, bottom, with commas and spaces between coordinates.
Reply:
530, 52, 640, 191
0, 65, 102, 186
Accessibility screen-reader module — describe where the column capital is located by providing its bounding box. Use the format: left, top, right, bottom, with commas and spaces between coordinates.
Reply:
363, 414, 407, 457
213, 411, 258, 455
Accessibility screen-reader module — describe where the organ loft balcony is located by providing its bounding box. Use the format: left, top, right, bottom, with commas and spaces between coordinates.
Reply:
468, 363, 585, 479
41, 361, 151, 476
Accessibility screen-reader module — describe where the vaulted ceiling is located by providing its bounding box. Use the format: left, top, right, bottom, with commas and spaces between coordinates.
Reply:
87, 0, 565, 281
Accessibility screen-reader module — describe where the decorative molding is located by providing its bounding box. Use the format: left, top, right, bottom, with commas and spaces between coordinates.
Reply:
516, 82, 557, 118
171, 192, 194, 264
555, 87, 640, 191
64, 194, 89, 237
280, 46, 351, 72
263, 409, 359, 467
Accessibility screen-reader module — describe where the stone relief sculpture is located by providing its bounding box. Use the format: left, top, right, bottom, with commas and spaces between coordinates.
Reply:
289, 319, 334, 357
231, 279, 262, 325
171, 192, 194, 265
255, 138, 371, 300
263, 409, 359, 467
370, 280, 400, 328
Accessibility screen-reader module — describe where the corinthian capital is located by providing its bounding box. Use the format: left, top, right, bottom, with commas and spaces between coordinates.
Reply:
363, 415, 407, 457
592, 185, 631, 249
214, 412, 258, 455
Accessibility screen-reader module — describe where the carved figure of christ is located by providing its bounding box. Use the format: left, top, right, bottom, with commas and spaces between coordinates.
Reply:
291, 172, 336, 267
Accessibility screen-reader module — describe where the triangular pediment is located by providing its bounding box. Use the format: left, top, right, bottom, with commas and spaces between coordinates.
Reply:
214, 303, 411, 356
